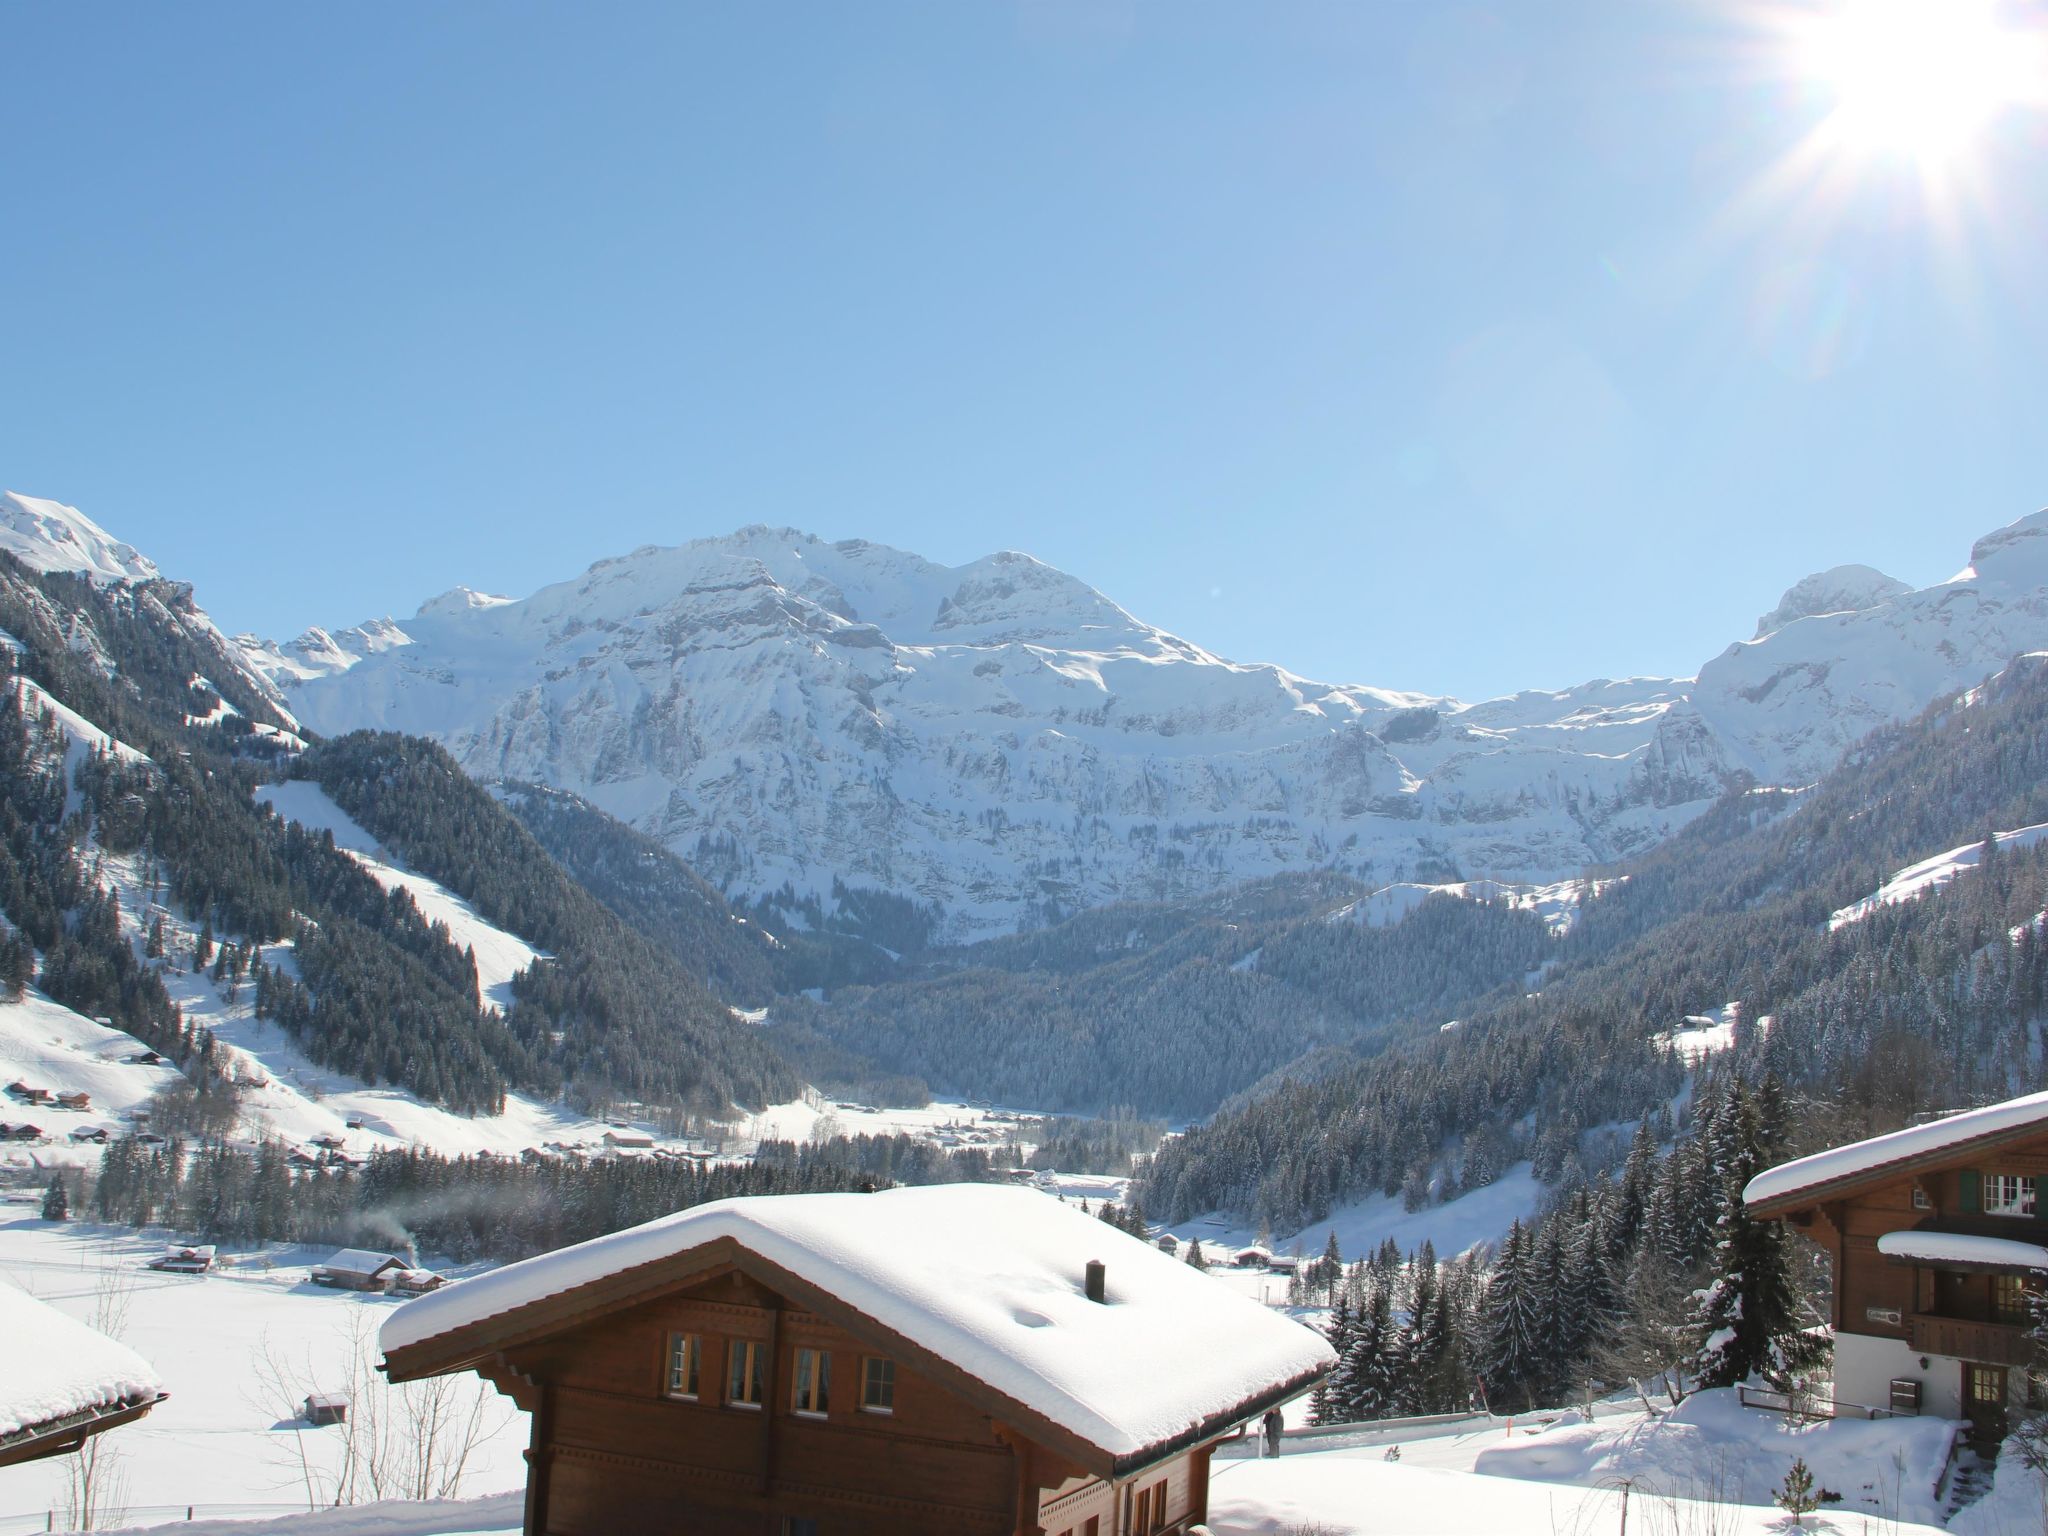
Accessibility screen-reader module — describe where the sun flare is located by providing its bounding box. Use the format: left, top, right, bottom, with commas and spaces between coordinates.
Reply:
1799, 0, 2037, 158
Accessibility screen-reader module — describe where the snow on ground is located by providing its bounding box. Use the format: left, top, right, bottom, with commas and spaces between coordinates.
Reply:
1953, 1455, 2048, 1535
0, 1219, 525, 1534
1830, 822, 2048, 931
1660, 1001, 1745, 1062
1171, 1163, 1544, 1285
1469, 1389, 1958, 1527
1329, 877, 1624, 937
1205, 1436, 1947, 1536
253, 783, 545, 1011
741, 1089, 1040, 1157
95, 1495, 521, 1536
15, 677, 150, 768
0, 989, 185, 1147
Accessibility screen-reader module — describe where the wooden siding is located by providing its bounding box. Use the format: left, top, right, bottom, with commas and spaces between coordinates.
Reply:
1769, 1127, 2048, 1380
497, 1266, 1128, 1535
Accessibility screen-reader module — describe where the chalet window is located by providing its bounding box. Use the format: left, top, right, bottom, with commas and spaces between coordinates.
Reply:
1149, 1479, 1168, 1530
728, 1340, 764, 1407
860, 1356, 895, 1414
782, 1520, 819, 1536
665, 1333, 701, 1399
791, 1347, 830, 1416
1986, 1174, 2036, 1217
1994, 1274, 2031, 1324
1911, 1186, 1931, 1210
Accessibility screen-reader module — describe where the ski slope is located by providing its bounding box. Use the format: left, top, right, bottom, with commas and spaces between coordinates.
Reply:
253, 782, 546, 1011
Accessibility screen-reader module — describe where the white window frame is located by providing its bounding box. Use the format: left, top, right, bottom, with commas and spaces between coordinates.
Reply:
1986, 1173, 2037, 1217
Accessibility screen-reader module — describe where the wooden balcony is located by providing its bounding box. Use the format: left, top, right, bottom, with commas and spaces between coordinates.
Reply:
1907, 1313, 2034, 1367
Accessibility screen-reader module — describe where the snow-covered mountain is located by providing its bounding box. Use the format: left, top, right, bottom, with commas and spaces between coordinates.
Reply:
0, 489, 303, 728
245, 513, 2048, 941
15, 486, 2046, 942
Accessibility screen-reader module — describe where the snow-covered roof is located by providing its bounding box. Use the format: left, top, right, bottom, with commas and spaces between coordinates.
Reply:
1875, 1228, 2048, 1277
317, 1249, 406, 1275
0, 1280, 163, 1440
1876, 1231, 2048, 1271
381, 1185, 1333, 1463
1746, 1090, 2048, 1210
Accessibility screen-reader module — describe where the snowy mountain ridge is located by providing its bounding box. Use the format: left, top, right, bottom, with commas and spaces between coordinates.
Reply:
13, 488, 2048, 941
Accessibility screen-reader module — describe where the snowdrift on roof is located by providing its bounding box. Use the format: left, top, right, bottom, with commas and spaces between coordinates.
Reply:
0, 1279, 162, 1439
1746, 1089, 2048, 1208
382, 1184, 1332, 1460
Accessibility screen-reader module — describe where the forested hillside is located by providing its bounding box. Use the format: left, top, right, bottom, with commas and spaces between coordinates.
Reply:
770, 888, 1549, 1117
1143, 655, 2048, 1232
0, 553, 800, 1122
498, 781, 900, 1001
294, 733, 800, 1113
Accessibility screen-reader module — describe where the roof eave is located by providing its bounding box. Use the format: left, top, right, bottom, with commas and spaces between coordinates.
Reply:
1748, 1115, 2048, 1218
0, 1393, 167, 1470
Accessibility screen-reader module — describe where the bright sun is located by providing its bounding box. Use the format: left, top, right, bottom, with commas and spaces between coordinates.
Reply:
1800, 0, 2036, 157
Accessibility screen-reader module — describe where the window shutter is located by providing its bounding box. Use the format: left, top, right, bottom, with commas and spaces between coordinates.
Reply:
1961, 1170, 1981, 1214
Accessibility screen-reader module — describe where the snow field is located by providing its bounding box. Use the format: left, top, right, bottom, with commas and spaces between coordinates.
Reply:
0, 1220, 526, 1531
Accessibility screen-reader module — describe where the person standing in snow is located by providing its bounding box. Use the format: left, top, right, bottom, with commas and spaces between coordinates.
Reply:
1262, 1408, 1283, 1457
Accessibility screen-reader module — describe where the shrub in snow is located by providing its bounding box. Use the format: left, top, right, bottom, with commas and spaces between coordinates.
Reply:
41, 1175, 68, 1221
1775, 1456, 1819, 1523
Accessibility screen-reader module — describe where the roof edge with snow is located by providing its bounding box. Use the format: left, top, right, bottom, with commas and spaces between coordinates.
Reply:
379, 1186, 1333, 1475
1746, 1090, 2048, 1214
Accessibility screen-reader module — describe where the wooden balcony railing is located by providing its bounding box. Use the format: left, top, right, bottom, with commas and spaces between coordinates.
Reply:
1907, 1313, 2034, 1367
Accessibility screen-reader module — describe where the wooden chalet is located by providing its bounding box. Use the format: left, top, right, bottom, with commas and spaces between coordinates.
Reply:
312, 1250, 409, 1292
55, 1090, 90, 1111
0, 1283, 165, 1469
380, 1185, 1333, 1536
1747, 1089, 2048, 1442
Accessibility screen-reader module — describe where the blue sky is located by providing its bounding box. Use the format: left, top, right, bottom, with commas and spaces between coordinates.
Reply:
2, 1, 2044, 700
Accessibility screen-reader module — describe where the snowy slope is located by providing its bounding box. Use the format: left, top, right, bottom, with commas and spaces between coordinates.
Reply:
0, 492, 161, 585
1694, 510, 2048, 785
0, 491, 300, 729
252, 783, 546, 1011
1828, 821, 2048, 930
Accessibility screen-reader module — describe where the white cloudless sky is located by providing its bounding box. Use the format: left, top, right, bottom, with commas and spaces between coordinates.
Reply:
1, 1, 2043, 699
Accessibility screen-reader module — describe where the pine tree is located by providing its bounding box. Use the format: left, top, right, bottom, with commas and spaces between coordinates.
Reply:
1184, 1236, 1209, 1271
1310, 1294, 1355, 1425
1775, 1457, 1819, 1524
1687, 1087, 1825, 1391
40, 1176, 68, 1221
1480, 1221, 1545, 1412
1340, 1287, 1404, 1422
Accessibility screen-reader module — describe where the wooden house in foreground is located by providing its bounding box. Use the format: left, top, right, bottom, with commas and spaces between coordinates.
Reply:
380, 1185, 1332, 1536
1747, 1089, 2048, 1442
0, 1282, 165, 1469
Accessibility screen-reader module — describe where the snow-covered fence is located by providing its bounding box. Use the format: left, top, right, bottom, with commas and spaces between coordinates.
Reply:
1734, 1382, 1898, 1421
1212, 1407, 1524, 1458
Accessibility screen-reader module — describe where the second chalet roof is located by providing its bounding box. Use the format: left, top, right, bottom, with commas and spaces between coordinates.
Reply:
0, 1281, 162, 1440
1745, 1089, 2048, 1211
315, 1249, 406, 1276
380, 1184, 1334, 1462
